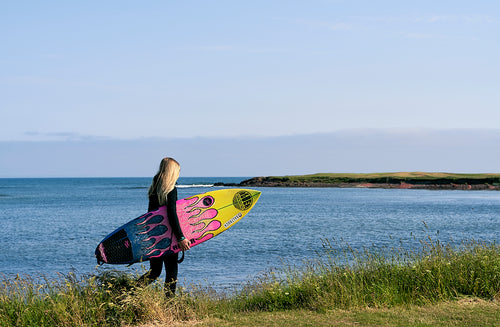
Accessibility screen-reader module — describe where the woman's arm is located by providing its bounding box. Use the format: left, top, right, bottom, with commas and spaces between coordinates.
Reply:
167, 187, 190, 251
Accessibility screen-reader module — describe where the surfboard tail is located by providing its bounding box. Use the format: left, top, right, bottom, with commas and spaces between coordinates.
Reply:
95, 228, 135, 264
95, 243, 106, 264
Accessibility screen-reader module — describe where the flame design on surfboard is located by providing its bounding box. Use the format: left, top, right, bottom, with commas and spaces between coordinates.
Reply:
95, 189, 261, 264
135, 194, 221, 258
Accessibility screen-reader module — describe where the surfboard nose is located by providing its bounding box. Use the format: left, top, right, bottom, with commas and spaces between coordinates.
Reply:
249, 189, 262, 207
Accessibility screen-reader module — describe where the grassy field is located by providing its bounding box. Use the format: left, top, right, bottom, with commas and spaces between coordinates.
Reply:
271, 172, 500, 182
298, 172, 500, 179
239, 172, 500, 188
1, 235, 499, 326
194, 300, 500, 327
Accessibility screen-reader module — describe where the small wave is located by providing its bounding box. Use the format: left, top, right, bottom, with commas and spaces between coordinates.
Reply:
177, 184, 214, 188
120, 184, 215, 190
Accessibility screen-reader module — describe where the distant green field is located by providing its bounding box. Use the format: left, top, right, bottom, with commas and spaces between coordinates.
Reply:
279, 172, 500, 179
260, 172, 500, 185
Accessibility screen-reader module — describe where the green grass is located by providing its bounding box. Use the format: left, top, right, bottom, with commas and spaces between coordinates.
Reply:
1, 234, 499, 326
280, 172, 500, 179
199, 301, 500, 327
228, 235, 499, 312
268, 172, 500, 184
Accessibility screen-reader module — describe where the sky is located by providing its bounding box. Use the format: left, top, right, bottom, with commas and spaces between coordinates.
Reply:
1, 1, 499, 177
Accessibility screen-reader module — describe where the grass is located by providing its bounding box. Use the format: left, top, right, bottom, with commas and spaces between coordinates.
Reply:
197, 300, 500, 327
280, 172, 500, 179
1, 233, 499, 326
294, 172, 500, 179
257, 172, 500, 185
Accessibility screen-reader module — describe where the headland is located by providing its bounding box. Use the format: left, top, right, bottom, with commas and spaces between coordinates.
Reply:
217, 172, 500, 190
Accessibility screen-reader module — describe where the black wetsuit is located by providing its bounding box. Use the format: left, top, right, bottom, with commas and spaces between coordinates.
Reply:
138, 186, 185, 295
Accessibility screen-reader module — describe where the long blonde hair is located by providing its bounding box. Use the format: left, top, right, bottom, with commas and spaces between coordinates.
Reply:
148, 157, 180, 205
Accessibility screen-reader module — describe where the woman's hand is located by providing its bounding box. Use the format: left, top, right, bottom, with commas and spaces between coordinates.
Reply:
179, 238, 191, 251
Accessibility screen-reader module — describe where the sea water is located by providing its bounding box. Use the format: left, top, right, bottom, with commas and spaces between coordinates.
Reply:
0, 178, 499, 289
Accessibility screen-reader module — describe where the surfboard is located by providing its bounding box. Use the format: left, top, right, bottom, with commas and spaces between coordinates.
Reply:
95, 188, 261, 264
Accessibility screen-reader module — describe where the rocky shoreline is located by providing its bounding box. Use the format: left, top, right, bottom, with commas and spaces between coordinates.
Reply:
216, 176, 500, 190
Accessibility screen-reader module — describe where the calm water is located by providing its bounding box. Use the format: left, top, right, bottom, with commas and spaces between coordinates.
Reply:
0, 178, 499, 289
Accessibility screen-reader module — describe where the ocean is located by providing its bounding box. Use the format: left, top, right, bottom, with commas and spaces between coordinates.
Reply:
0, 177, 499, 290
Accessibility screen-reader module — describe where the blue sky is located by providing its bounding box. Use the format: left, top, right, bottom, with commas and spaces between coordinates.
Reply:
1, 1, 499, 176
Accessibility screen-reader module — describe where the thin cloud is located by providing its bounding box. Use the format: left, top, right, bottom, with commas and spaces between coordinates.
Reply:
195, 45, 235, 52
23, 132, 111, 141
186, 44, 292, 55
424, 14, 495, 24
352, 14, 496, 25
304, 20, 352, 31
4, 129, 500, 177
400, 32, 445, 39
275, 17, 352, 31
3, 75, 60, 86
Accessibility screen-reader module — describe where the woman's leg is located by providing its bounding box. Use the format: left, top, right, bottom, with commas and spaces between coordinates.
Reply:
163, 252, 179, 296
138, 257, 163, 285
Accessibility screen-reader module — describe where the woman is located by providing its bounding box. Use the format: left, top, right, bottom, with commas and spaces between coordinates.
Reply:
138, 157, 191, 296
